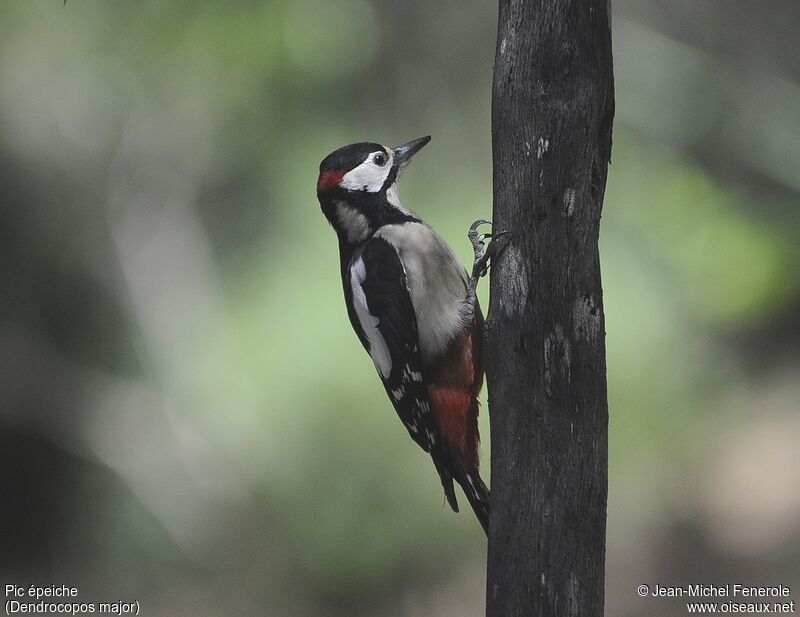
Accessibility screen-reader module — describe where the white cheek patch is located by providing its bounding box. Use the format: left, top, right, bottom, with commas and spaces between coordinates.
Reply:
340, 152, 392, 192
350, 256, 392, 378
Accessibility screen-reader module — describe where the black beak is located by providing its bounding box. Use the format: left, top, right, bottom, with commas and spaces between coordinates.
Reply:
392, 136, 431, 168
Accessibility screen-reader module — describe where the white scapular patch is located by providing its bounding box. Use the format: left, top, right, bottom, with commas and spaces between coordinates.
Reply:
335, 201, 371, 243
376, 222, 468, 362
350, 256, 392, 378
340, 151, 393, 192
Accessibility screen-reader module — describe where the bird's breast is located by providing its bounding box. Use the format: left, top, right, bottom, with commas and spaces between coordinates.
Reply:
375, 222, 468, 364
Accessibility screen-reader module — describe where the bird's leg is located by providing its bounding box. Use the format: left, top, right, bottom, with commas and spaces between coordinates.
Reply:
463, 220, 508, 325
468, 219, 491, 286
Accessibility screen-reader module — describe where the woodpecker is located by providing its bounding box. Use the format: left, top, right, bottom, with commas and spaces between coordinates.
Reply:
316, 136, 496, 534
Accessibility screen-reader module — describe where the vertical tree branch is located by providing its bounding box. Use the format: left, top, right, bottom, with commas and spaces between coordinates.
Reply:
485, 1, 614, 616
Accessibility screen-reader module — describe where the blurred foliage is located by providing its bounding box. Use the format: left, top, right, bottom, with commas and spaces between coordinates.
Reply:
1, 1, 798, 616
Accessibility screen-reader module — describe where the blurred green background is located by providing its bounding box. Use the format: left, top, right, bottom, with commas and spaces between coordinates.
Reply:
1, 1, 798, 615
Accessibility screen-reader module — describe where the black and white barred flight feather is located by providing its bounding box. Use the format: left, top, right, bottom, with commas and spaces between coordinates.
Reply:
346, 237, 439, 451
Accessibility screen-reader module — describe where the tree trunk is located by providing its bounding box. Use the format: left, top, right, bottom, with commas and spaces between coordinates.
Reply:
485, 1, 614, 616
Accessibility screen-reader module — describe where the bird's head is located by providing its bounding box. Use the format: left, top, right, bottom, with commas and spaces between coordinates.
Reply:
317, 136, 430, 244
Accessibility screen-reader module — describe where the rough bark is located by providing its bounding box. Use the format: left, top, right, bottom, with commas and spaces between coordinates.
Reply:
485, 1, 614, 616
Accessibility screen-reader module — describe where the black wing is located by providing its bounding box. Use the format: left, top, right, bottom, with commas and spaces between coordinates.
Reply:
346, 236, 438, 452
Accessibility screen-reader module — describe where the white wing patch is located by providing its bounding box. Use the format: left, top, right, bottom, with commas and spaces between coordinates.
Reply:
350, 256, 392, 378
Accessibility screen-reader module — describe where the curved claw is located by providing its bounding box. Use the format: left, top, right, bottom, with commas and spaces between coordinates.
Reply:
469, 219, 491, 233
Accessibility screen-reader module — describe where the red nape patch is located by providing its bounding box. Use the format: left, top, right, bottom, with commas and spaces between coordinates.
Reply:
317, 169, 345, 192
429, 387, 475, 462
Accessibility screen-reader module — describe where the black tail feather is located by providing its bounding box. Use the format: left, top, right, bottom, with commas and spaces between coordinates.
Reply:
431, 452, 490, 534
432, 453, 459, 512
458, 468, 490, 535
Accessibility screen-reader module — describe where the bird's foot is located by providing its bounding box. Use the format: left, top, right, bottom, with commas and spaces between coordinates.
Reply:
463, 220, 510, 326
464, 220, 511, 327
468, 219, 491, 280
467, 219, 510, 281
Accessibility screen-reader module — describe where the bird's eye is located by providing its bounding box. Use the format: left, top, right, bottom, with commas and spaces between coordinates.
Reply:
373, 153, 387, 166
